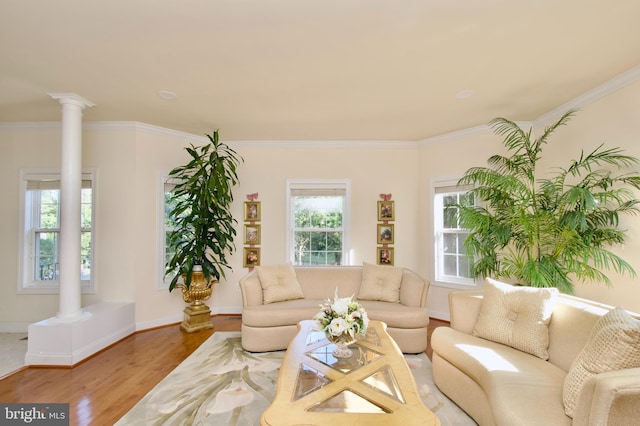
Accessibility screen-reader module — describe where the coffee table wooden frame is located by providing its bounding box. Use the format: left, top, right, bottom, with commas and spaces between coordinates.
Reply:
261, 319, 440, 425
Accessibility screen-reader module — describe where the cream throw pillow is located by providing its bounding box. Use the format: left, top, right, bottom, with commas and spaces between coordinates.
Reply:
562, 307, 640, 418
472, 278, 558, 359
256, 264, 304, 304
357, 262, 403, 303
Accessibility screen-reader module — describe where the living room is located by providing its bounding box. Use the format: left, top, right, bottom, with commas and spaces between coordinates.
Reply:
1, 1, 640, 424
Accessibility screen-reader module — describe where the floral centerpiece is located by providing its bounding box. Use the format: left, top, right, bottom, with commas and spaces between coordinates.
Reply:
315, 289, 369, 358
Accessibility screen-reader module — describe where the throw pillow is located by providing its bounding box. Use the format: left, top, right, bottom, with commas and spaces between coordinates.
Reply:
357, 262, 403, 303
472, 278, 559, 359
562, 307, 640, 418
256, 264, 304, 304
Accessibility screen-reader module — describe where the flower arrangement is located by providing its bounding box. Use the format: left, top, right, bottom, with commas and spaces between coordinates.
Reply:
315, 289, 369, 341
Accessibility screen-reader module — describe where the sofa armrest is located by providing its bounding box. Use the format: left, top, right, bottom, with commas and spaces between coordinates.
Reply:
448, 289, 483, 334
572, 367, 640, 426
238, 271, 264, 307
399, 268, 429, 308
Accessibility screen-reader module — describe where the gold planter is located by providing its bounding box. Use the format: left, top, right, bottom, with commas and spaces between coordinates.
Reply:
177, 268, 215, 333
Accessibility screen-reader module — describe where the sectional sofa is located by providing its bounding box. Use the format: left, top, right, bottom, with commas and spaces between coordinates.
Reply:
431, 278, 640, 425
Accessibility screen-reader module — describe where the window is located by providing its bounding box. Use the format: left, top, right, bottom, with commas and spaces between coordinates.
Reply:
19, 170, 95, 294
286, 180, 350, 266
433, 180, 475, 287
160, 177, 182, 290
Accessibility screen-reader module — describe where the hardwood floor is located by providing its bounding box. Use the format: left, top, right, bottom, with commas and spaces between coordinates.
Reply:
0, 315, 449, 426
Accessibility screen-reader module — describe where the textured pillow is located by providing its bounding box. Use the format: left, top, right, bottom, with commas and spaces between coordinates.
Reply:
562, 307, 640, 418
472, 278, 558, 359
255, 264, 304, 304
357, 262, 403, 303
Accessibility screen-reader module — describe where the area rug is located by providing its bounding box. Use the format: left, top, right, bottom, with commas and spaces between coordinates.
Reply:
116, 332, 475, 425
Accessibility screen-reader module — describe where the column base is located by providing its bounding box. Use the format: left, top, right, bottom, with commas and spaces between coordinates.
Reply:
180, 303, 214, 333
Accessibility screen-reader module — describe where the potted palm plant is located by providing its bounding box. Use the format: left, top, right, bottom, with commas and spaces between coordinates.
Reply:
457, 110, 640, 293
165, 129, 243, 332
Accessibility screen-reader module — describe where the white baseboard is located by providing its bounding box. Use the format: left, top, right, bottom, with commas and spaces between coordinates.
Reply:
0, 322, 31, 333
429, 309, 451, 322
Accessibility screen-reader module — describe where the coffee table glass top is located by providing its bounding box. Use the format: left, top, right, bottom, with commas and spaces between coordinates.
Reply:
292, 325, 405, 412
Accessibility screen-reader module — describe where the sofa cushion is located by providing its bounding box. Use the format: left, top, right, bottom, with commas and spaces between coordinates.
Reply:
357, 262, 403, 303
432, 327, 570, 426
562, 307, 640, 418
473, 278, 558, 360
359, 300, 429, 328
256, 264, 304, 304
242, 299, 322, 327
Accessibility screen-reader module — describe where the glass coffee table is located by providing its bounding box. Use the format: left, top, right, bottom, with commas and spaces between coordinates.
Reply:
261, 319, 440, 425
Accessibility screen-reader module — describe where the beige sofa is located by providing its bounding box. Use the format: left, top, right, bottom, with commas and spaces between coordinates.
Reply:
239, 264, 431, 353
431, 281, 640, 426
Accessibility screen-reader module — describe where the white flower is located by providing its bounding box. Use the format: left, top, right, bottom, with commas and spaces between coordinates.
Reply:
328, 318, 348, 336
331, 298, 350, 316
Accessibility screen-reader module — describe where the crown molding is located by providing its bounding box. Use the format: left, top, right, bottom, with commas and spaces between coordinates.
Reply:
229, 139, 417, 149
533, 63, 640, 129
417, 124, 492, 146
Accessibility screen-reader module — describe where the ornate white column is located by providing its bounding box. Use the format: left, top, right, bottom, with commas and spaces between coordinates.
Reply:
49, 93, 94, 320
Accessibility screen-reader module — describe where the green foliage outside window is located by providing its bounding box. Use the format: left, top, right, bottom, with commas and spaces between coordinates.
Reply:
293, 196, 343, 265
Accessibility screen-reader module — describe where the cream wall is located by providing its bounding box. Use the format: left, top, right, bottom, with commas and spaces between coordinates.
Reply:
535, 80, 640, 310
1, 74, 639, 332
0, 124, 422, 331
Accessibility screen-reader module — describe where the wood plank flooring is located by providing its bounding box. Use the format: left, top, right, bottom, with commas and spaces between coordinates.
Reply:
0, 315, 449, 426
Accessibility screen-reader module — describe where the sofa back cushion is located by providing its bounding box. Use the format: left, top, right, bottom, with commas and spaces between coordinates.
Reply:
239, 266, 429, 308
547, 295, 614, 372
294, 266, 364, 299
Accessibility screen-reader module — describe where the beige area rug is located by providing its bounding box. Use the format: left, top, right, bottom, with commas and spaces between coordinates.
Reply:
116, 332, 476, 425
0, 333, 28, 379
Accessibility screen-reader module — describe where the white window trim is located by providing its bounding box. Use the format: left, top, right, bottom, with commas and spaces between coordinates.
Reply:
430, 177, 478, 290
285, 179, 351, 266
18, 168, 97, 295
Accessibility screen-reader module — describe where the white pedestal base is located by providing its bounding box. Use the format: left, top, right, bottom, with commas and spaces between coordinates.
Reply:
25, 302, 135, 366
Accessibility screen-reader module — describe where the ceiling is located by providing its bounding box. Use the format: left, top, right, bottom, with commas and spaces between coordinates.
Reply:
1, 0, 639, 141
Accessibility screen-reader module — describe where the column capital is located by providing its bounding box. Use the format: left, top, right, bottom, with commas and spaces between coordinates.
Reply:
49, 93, 95, 109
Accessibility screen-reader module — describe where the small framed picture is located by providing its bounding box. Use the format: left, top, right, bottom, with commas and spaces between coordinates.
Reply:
378, 200, 395, 221
244, 201, 261, 222
244, 224, 261, 245
243, 224, 261, 245
377, 247, 394, 266
377, 224, 394, 244
243, 247, 261, 268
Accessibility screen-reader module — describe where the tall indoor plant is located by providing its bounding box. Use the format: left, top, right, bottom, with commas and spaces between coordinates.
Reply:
165, 130, 243, 292
457, 110, 640, 293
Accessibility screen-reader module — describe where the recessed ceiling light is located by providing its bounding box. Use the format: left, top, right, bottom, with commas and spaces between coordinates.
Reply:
455, 90, 474, 100
158, 90, 177, 100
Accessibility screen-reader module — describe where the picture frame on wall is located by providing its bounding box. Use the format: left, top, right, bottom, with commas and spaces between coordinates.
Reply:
243, 224, 261, 245
377, 200, 395, 221
377, 247, 394, 266
377, 223, 394, 244
244, 201, 261, 222
243, 247, 261, 267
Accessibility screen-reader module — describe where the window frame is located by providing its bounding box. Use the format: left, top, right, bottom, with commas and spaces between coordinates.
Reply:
18, 168, 97, 295
430, 177, 478, 289
286, 179, 351, 266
